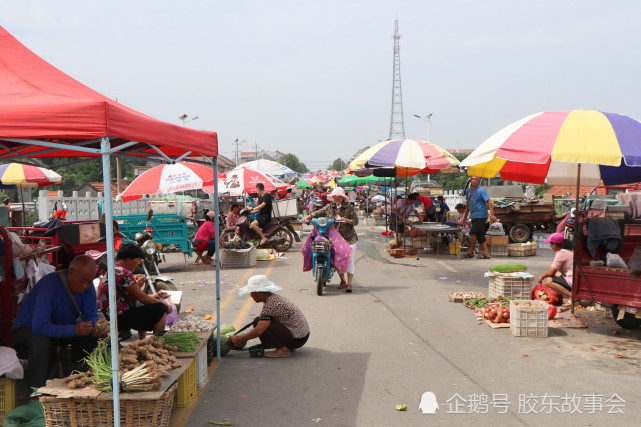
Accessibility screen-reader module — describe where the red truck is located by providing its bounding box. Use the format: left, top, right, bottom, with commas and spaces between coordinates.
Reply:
573, 219, 641, 329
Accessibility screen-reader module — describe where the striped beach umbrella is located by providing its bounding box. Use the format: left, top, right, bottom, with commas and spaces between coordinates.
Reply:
0, 163, 62, 187
461, 110, 641, 186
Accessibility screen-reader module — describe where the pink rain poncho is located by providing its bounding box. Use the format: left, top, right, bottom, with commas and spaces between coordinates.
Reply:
301, 227, 353, 273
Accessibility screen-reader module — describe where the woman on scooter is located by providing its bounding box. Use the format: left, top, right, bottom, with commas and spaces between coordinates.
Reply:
194, 210, 225, 264
303, 187, 359, 293
97, 243, 171, 340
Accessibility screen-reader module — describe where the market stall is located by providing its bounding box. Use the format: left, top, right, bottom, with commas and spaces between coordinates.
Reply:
0, 25, 219, 426
409, 223, 462, 259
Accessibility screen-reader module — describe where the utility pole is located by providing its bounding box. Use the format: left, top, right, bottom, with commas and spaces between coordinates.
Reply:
254, 142, 259, 161
232, 139, 241, 166
388, 19, 406, 140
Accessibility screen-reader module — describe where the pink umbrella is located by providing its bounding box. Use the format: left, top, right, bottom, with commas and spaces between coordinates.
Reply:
214, 167, 287, 196
117, 161, 214, 202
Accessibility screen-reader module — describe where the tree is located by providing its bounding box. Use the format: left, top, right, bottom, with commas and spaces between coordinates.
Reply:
280, 153, 307, 174
328, 158, 346, 171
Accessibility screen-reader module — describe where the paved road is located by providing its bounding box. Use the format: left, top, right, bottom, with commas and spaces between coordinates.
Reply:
158, 225, 640, 426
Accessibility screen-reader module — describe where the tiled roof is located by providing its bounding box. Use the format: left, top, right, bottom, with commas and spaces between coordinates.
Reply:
543, 184, 606, 197
85, 181, 130, 197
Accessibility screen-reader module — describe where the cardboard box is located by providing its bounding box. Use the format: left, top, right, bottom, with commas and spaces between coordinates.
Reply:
487, 235, 509, 245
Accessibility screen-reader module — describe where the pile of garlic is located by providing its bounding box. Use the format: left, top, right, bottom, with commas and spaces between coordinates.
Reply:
169, 314, 214, 333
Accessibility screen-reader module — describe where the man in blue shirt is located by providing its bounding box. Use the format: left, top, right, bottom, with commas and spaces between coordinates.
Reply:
462, 177, 497, 259
12, 255, 99, 388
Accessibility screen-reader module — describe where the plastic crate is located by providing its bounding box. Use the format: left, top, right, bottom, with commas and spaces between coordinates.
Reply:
195, 345, 208, 389
220, 247, 257, 268
207, 332, 216, 366
488, 244, 508, 257
508, 242, 537, 257
488, 275, 533, 299
0, 378, 16, 424
173, 359, 197, 409
510, 300, 548, 337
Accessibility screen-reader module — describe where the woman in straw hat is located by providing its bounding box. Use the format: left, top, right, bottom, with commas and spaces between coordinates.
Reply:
227, 275, 310, 358
303, 187, 359, 293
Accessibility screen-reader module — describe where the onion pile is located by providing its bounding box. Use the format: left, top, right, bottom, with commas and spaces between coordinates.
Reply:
484, 304, 511, 323
169, 314, 214, 333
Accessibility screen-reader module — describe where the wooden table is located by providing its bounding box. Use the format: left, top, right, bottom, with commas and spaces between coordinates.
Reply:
409, 223, 463, 259
38, 359, 192, 400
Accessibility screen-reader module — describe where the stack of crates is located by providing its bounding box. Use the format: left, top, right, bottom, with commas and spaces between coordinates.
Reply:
510, 300, 549, 337
487, 235, 509, 257
488, 275, 533, 299
0, 378, 16, 424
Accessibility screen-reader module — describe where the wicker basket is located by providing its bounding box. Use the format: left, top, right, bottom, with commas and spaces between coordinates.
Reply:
508, 243, 537, 257
40, 383, 177, 427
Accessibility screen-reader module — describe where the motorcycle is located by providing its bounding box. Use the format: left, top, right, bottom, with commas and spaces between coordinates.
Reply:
310, 217, 335, 296
220, 207, 299, 252
562, 208, 577, 241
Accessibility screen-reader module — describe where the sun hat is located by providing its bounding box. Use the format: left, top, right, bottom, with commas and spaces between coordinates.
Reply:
238, 275, 282, 297
543, 232, 565, 244
327, 187, 348, 202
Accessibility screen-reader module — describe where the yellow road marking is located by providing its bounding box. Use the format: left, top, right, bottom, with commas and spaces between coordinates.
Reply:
208, 264, 257, 322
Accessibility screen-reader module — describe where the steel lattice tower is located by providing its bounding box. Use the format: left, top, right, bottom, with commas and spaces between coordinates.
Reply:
388, 19, 406, 140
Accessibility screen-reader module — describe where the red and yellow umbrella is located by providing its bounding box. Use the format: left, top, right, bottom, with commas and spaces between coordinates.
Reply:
0, 163, 62, 187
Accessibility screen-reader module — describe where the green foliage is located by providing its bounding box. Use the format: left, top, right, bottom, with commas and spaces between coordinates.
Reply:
328, 158, 346, 171
280, 153, 307, 174
37, 157, 137, 194
534, 184, 551, 196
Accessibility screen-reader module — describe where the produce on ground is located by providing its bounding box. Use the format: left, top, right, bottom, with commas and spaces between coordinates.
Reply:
169, 313, 214, 332
156, 331, 200, 352
489, 263, 527, 273
483, 304, 511, 323
465, 296, 512, 308
449, 291, 485, 301
548, 304, 558, 320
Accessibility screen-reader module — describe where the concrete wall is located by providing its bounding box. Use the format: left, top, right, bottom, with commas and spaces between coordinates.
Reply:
38, 190, 149, 222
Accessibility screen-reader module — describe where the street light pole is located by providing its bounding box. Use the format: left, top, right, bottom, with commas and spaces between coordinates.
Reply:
178, 114, 200, 126
413, 113, 433, 141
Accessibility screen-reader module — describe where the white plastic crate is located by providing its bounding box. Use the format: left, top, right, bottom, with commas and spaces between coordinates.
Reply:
488, 275, 533, 299
272, 199, 298, 217
509, 300, 548, 337
488, 244, 508, 257
195, 345, 208, 389
221, 247, 257, 268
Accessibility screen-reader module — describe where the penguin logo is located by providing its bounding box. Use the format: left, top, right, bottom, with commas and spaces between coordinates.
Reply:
418, 391, 439, 414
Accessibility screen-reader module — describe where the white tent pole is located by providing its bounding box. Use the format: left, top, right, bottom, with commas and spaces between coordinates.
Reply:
213, 157, 221, 361
101, 137, 121, 425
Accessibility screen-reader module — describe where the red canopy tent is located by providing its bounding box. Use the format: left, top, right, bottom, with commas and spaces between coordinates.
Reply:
0, 25, 221, 421
0, 26, 217, 159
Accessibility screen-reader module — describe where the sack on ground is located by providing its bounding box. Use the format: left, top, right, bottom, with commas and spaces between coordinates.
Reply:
531, 283, 561, 306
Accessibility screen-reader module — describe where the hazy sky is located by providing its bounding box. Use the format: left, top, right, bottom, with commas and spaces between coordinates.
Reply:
2, 1, 640, 171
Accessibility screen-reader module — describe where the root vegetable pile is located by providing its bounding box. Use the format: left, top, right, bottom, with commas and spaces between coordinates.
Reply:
94, 317, 110, 337
64, 337, 182, 391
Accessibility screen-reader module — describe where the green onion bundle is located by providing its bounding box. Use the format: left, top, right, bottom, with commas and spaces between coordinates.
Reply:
84, 339, 160, 392
156, 331, 200, 352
